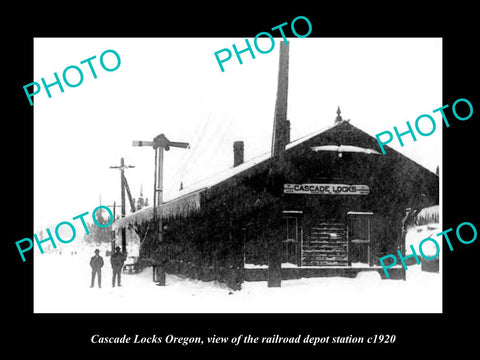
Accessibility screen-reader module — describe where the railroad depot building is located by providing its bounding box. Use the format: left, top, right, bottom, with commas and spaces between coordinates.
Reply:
115, 110, 439, 290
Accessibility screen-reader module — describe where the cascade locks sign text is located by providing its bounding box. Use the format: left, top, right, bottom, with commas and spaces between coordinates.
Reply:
284, 184, 370, 195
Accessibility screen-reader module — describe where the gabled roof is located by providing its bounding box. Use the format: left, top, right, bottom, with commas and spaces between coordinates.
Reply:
163, 121, 343, 200
115, 122, 340, 228
115, 119, 437, 228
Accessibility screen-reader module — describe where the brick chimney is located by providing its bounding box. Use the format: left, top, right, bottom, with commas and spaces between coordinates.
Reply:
233, 141, 244, 167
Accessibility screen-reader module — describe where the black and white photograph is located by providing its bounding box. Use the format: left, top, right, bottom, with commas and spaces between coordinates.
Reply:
32, 37, 442, 313
7, 7, 479, 356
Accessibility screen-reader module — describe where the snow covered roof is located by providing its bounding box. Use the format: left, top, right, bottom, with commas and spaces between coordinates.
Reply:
116, 119, 433, 228
115, 189, 202, 228
115, 121, 341, 228
162, 121, 340, 202
415, 205, 439, 226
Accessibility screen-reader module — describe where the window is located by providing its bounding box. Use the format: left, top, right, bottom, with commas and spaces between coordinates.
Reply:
349, 217, 370, 242
347, 212, 373, 266
282, 211, 302, 265
285, 216, 298, 242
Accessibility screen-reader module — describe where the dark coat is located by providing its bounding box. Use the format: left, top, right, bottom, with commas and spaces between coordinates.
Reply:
110, 251, 126, 269
90, 255, 104, 271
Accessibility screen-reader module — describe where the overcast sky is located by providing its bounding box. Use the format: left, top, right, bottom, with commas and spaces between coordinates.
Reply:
34, 37, 442, 230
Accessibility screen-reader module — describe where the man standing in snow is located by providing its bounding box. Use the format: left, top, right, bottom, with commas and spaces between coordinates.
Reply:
110, 246, 127, 287
90, 249, 104, 288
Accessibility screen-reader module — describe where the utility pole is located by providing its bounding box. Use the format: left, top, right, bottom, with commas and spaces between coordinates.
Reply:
110, 157, 135, 253
103, 201, 122, 221
133, 134, 189, 286
103, 201, 122, 253
267, 41, 290, 288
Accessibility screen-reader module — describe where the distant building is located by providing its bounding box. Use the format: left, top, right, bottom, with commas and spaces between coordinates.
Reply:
135, 185, 148, 211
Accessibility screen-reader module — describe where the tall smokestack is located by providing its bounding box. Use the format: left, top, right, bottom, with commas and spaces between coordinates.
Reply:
233, 141, 244, 167
285, 119, 290, 144
271, 41, 290, 158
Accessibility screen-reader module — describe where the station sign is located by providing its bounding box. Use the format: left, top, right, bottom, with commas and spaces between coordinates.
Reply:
284, 183, 369, 195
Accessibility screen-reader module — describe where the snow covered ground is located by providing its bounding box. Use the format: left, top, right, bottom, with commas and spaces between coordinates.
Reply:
34, 240, 441, 313
406, 223, 441, 257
